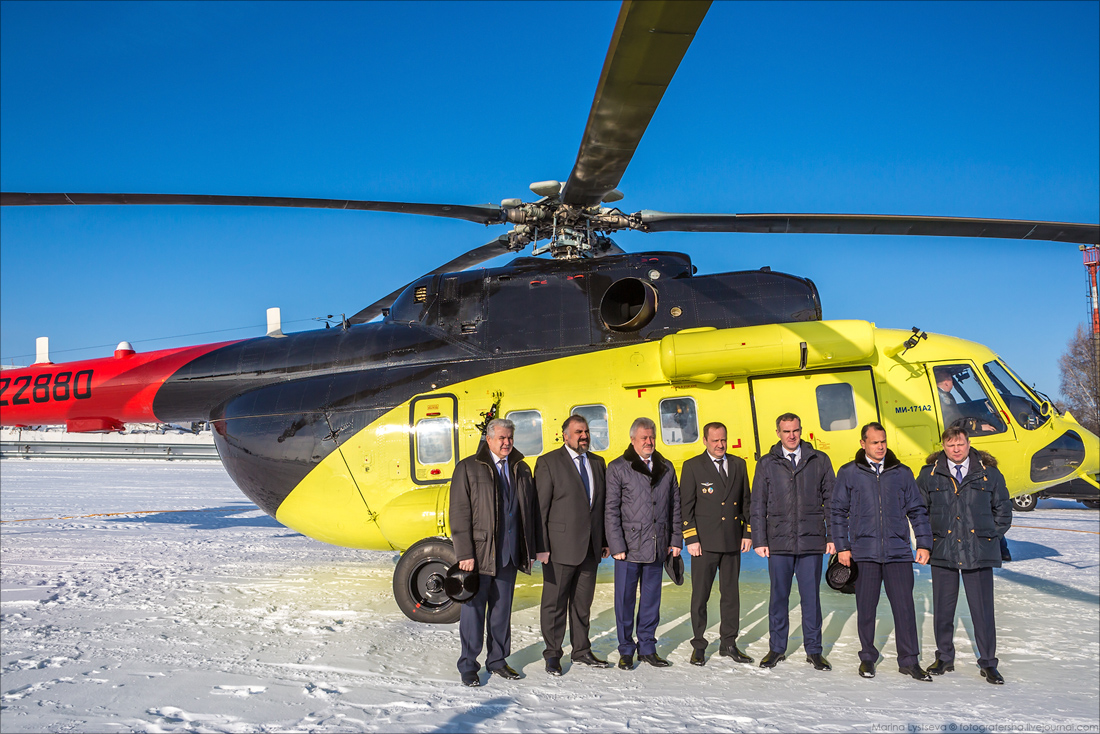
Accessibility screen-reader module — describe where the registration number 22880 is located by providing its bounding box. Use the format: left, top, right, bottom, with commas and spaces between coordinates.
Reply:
0, 370, 94, 406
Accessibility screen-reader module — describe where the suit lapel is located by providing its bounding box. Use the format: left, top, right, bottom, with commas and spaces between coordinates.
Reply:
589, 454, 604, 517
557, 447, 584, 497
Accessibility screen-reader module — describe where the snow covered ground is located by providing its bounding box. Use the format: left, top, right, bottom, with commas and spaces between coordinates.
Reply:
1, 460, 1097, 733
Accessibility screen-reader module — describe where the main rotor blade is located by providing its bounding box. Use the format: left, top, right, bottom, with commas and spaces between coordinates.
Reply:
560, 0, 711, 208
348, 235, 517, 325
638, 211, 1100, 245
0, 192, 506, 226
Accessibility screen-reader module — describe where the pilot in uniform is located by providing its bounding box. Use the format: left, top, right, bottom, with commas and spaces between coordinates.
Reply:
679, 421, 753, 665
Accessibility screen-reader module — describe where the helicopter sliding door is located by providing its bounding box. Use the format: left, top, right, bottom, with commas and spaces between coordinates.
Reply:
410, 394, 459, 485
749, 368, 879, 464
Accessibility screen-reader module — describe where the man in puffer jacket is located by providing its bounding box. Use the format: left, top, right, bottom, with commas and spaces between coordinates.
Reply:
750, 412, 835, 672
917, 427, 1011, 685
830, 422, 932, 681
605, 417, 682, 670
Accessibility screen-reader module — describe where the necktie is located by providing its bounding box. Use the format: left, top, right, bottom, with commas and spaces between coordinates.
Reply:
645, 458, 653, 473
873, 462, 882, 475
715, 458, 727, 480
577, 453, 592, 504
954, 464, 963, 482
498, 459, 510, 493
788, 452, 797, 468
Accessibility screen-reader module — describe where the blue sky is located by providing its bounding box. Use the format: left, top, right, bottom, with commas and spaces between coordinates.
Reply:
1, 1, 1097, 398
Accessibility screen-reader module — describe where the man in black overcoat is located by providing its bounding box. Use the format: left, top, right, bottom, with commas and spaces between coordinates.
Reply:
449, 418, 539, 687
917, 427, 1011, 684
750, 412, 835, 671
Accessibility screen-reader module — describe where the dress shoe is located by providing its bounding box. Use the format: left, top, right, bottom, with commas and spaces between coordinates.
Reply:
689, 649, 706, 666
490, 664, 521, 680
639, 652, 671, 668
926, 658, 954, 675
718, 645, 754, 664
806, 653, 832, 671
759, 650, 786, 668
617, 654, 634, 670
545, 658, 563, 677
461, 672, 480, 687
898, 664, 933, 682
980, 666, 1005, 684
858, 660, 876, 678
572, 652, 610, 668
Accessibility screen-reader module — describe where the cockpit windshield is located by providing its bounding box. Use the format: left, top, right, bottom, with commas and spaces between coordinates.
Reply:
983, 360, 1049, 430
931, 363, 1006, 435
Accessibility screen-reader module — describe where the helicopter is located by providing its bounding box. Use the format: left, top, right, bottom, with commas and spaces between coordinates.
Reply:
1, 1, 1098, 624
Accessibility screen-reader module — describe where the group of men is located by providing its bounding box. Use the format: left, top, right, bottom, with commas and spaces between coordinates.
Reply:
448, 412, 1011, 688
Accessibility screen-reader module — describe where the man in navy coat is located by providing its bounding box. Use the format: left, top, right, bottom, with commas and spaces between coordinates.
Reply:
605, 417, 682, 670
830, 422, 932, 682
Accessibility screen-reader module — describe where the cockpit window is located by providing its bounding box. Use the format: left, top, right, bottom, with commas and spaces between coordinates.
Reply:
983, 361, 1049, 431
930, 363, 1006, 435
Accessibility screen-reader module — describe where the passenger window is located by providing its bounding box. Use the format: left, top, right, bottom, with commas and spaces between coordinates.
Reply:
930, 363, 1006, 435
659, 397, 699, 444
816, 383, 857, 431
415, 417, 453, 464
570, 404, 610, 451
506, 410, 543, 456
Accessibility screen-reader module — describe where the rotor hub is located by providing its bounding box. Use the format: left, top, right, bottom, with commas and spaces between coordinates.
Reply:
503, 198, 638, 258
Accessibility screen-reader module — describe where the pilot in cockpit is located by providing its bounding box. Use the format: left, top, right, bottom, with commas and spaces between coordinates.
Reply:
934, 366, 1000, 435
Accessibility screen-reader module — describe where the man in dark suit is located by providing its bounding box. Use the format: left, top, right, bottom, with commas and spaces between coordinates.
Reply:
679, 421, 753, 666
535, 415, 611, 675
450, 418, 539, 687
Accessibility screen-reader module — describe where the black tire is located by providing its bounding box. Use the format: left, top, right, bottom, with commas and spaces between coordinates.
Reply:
393, 537, 460, 624
1081, 500, 1100, 510
1011, 493, 1037, 512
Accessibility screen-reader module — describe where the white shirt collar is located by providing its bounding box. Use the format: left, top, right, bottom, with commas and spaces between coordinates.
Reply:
490, 450, 508, 467
565, 445, 585, 461
784, 445, 802, 464
950, 455, 970, 477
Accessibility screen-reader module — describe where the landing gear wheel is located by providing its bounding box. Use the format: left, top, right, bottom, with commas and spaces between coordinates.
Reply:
1081, 500, 1100, 510
393, 537, 460, 624
1011, 493, 1037, 512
